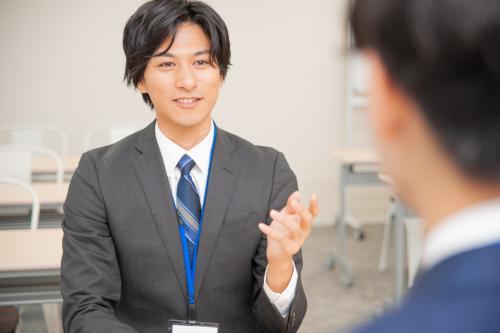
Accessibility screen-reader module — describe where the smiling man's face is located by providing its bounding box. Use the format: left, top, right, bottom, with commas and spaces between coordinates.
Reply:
138, 22, 223, 135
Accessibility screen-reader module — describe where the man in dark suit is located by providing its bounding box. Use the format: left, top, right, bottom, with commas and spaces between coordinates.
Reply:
61, 1, 318, 332
349, 0, 500, 332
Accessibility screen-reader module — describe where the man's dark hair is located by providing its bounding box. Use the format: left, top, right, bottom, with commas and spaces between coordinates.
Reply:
351, 0, 500, 182
123, 0, 231, 108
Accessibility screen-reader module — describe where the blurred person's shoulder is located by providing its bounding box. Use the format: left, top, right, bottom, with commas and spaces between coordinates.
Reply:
350, 270, 500, 333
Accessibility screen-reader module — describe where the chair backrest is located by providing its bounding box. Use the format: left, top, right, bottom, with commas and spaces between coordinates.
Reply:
0, 150, 32, 183
0, 123, 69, 155
0, 145, 64, 184
109, 126, 139, 144
0, 145, 59, 229
0, 177, 40, 230
0, 148, 42, 230
83, 124, 140, 151
352, 52, 371, 95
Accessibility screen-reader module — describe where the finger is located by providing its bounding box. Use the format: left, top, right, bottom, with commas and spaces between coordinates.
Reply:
270, 210, 296, 238
309, 193, 319, 218
283, 191, 301, 214
270, 209, 302, 240
258, 223, 301, 254
290, 200, 313, 237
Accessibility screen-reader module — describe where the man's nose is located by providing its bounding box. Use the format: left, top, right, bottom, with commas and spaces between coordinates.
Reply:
175, 65, 197, 91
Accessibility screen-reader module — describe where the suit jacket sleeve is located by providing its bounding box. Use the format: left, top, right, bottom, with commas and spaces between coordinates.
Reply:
252, 151, 307, 333
61, 152, 139, 333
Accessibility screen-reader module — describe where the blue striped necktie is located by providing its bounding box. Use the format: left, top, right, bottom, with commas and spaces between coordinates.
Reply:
176, 154, 201, 262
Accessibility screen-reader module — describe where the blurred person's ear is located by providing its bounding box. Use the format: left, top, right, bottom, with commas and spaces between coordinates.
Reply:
366, 51, 415, 144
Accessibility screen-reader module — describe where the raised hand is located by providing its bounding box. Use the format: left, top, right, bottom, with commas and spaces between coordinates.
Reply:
258, 191, 319, 292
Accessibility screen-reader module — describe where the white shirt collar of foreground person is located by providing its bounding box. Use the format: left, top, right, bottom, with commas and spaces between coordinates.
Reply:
421, 198, 500, 270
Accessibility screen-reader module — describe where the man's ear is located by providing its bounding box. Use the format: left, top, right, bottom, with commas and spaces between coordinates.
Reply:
366, 51, 414, 141
137, 80, 147, 94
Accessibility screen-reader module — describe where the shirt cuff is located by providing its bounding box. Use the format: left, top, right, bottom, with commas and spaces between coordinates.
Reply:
263, 261, 298, 317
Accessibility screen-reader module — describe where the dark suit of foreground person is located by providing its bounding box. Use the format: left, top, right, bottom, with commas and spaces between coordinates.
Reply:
61, 1, 318, 332
348, 0, 500, 332
355, 242, 500, 332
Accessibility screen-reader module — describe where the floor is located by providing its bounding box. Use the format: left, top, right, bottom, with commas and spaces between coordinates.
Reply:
15, 224, 399, 333
299, 224, 396, 333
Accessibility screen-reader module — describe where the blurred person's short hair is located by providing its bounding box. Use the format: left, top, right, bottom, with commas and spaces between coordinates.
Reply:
351, 0, 500, 182
123, 0, 231, 108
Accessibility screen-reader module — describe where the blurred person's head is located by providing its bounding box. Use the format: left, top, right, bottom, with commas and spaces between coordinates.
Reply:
123, 0, 231, 142
351, 0, 500, 226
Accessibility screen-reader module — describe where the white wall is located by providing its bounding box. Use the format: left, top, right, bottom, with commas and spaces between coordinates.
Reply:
0, 0, 154, 144
0, 0, 388, 225
207, 0, 350, 225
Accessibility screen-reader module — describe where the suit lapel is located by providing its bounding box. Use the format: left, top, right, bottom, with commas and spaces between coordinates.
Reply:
132, 121, 187, 300
195, 128, 239, 298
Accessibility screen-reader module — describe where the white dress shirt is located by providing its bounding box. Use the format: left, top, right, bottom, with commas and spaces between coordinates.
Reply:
155, 121, 298, 317
421, 198, 500, 270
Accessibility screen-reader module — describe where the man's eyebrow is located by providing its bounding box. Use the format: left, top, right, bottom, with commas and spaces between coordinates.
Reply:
152, 49, 211, 57
152, 50, 173, 58
194, 49, 210, 56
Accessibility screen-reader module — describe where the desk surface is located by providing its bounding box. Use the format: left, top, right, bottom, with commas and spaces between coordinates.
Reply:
332, 148, 379, 164
0, 229, 62, 271
378, 173, 394, 186
31, 155, 80, 174
0, 182, 69, 207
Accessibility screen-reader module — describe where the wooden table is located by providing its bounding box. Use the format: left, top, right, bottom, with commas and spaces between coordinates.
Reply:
0, 182, 69, 229
0, 228, 62, 305
327, 149, 381, 287
0, 182, 69, 210
378, 173, 393, 186
333, 149, 379, 166
31, 155, 80, 182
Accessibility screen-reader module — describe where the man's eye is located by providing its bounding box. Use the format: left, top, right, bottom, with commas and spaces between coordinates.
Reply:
159, 62, 175, 68
195, 60, 209, 66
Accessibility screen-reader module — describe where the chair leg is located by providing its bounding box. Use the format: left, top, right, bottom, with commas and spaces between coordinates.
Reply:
404, 218, 424, 287
378, 199, 395, 272
14, 306, 23, 333
0, 306, 19, 333
42, 303, 62, 333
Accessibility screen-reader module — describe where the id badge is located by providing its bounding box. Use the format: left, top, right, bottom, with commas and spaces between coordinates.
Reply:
168, 319, 218, 333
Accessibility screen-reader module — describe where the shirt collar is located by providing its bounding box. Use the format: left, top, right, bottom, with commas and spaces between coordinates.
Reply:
421, 198, 500, 270
155, 120, 215, 176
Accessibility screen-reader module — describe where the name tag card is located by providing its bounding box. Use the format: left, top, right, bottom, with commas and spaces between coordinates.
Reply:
168, 319, 218, 333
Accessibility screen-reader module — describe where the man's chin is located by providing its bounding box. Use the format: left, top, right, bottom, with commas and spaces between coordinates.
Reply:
163, 116, 212, 132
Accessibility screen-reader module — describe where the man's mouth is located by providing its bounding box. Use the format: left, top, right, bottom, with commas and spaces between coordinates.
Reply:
173, 97, 203, 106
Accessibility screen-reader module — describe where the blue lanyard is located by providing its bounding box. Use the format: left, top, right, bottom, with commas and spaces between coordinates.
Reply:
177, 125, 217, 312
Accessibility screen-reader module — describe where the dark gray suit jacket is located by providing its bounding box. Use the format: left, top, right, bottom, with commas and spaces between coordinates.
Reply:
61, 121, 307, 333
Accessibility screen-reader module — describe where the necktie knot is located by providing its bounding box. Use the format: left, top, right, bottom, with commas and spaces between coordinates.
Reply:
177, 154, 195, 176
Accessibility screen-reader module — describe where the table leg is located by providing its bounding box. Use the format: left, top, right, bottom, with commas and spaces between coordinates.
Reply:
393, 197, 406, 303
325, 165, 353, 287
